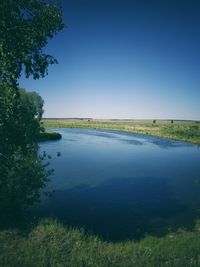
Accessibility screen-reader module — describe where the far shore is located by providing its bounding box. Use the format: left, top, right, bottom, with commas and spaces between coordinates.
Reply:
42, 119, 200, 145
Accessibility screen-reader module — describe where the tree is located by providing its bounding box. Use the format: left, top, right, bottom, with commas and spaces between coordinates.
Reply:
0, 0, 63, 222
0, 0, 64, 86
0, 85, 44, 153
0, 85, 53, 223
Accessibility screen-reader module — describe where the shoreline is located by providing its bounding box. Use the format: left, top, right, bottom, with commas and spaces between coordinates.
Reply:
36, 131, 62, 142
42, 119, 200, 145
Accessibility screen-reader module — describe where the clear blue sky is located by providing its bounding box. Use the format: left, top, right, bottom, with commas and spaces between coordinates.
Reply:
19, 0, 200, 120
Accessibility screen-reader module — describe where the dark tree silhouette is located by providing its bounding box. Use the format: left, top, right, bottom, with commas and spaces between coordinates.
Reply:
0, 0, 64, 222
0, 0, 64, 87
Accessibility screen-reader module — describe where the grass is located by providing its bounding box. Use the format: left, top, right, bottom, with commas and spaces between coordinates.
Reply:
1, 219, 200, 267
42, 119, 200, 145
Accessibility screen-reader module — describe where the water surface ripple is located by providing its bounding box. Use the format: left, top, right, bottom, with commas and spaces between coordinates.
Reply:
34, 128, 200, 241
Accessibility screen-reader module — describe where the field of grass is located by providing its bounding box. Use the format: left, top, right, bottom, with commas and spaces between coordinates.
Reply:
1, 219, 200, 267
42, 119, 200, 145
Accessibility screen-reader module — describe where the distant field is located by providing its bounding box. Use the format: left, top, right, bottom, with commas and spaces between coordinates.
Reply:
42, 119, 200, 145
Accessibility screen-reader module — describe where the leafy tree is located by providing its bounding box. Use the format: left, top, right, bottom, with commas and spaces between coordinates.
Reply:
0, 84, 53, 222
0, 0, 64, 87
0, 0, 63, 221
0, 84, 44, 153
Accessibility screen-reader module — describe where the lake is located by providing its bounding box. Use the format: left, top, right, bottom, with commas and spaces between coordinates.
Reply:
33, 128, 200, 241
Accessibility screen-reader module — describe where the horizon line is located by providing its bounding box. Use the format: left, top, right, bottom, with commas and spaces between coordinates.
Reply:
42, 117, 200, 122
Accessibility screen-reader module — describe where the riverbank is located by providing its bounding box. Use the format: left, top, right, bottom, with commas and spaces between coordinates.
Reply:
36, 131, 62, 142
42, 119, 200, 145
1, 219, 200, 267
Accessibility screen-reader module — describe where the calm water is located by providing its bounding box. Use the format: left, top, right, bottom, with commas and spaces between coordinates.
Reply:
34, 128, 200, 241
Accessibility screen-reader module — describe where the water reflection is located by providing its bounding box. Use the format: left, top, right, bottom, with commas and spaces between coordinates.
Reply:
34, 128, 200, 241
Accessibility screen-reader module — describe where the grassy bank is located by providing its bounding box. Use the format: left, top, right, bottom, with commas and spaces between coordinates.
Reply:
36, 131, 62, 142
42, 119, 200, 145
1, 219, 200, 267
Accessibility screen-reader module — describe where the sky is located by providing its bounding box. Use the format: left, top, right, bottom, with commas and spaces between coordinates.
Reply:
19, 0, 200, 120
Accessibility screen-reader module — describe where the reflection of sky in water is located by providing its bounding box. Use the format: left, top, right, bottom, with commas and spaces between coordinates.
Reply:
35, 128, 200, 241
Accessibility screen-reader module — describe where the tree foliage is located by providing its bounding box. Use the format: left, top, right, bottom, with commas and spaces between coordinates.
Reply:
0, 83, 44, 153
0, 0, 64, 86
0, 83, 53, 222
0, 0, 63, 221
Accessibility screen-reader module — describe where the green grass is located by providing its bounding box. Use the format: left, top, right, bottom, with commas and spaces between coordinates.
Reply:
42, 119, 200, 145
36, 131, 62, 142
1, 219, 200, 267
